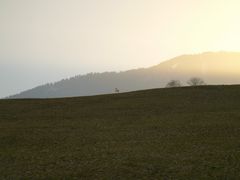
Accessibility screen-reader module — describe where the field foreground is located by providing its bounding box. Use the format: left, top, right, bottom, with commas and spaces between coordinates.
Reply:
1, 86, 240, 179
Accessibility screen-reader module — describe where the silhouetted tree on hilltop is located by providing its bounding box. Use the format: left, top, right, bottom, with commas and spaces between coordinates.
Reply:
166, 80, 182, 88
187, 77, 206, 86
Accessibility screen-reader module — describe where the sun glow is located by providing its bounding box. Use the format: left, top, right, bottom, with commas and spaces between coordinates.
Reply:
1, 0, 240, 97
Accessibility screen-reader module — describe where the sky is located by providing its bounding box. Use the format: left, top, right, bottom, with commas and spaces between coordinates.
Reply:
1, 0, 240, 97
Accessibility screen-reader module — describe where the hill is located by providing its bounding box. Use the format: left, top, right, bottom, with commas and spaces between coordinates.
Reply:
1, 85, 240, 179
8, 52, 240, 98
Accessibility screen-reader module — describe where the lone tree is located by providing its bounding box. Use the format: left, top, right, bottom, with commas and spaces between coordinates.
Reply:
187, 77, 206, 86
166, 80, 182, 88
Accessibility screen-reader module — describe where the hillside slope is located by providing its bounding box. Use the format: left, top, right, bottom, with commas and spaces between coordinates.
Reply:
1, 85, 240, 179
9, 52, 240, 98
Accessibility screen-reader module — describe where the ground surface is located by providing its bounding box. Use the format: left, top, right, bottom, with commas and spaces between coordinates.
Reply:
1, 85, 240, 179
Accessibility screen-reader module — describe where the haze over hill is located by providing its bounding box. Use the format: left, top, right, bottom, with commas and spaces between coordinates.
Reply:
8, 52, 240, 99
2, 0, 240, 98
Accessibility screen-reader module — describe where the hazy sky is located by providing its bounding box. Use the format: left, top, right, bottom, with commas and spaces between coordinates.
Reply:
1, 0, 240, 97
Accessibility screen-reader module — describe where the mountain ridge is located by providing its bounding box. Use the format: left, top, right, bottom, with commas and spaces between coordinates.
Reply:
8, 52, 240, 99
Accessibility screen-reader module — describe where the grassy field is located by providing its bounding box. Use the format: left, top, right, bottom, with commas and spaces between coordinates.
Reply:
1, 85, 240, 179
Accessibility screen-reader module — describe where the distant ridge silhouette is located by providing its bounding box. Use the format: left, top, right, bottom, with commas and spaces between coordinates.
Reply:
8, 52, 240, 98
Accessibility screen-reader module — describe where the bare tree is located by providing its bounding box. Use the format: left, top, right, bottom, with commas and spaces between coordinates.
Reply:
187, 77, 206, 86
166, 80, 182, 88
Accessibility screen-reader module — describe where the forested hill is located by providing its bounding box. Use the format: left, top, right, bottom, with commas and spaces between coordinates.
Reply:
9, 52, 240, 98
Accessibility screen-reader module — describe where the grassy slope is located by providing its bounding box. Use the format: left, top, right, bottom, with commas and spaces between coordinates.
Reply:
1, 85, 240, 179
